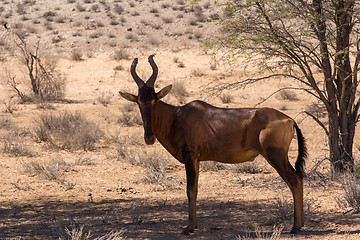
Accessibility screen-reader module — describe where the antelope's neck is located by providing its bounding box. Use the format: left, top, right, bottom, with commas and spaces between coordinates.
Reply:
153, 101, 178, 150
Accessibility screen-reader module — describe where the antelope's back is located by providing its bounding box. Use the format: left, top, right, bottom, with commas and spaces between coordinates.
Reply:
176, 101, 294, 163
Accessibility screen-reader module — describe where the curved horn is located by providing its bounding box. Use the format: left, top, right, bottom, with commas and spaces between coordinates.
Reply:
130, 58, 144, 87
146, 54, 158, 87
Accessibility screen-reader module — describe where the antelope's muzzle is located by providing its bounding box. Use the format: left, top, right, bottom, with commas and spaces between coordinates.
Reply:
144, 135, 156, 145
143, 107, 156, 145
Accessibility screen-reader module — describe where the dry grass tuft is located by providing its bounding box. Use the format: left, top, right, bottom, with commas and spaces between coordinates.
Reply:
22, 157, 71, 181
220, 93, 233, 104
1, 120, 33, 157
61, 226, 125, 240
143, 156, 168, 186
234, 161, 265, 174
118, 103, 142, 127
236, 224, 284, 239
21, 157, 75, 189
112, 49, 130, 60
97, 91, 113, 106
336, 173, 360, 212
191, 68, 205, 77
71, 49, 83, 61
3, 131, 34, 157
200, 161, 225, 172
34, 111, 103, 151
278, 89, 298, 101
171, 80, 188, 103
162, 16, 174, 24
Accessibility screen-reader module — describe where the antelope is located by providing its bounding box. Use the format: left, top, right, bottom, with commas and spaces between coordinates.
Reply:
119, 55, 307, 235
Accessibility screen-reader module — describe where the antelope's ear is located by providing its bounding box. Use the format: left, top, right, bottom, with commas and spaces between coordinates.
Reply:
156, 85, 172, 99
119, 91, 138, 102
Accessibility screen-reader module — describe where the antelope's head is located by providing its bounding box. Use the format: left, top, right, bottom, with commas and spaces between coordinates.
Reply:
119, 55, 172, 145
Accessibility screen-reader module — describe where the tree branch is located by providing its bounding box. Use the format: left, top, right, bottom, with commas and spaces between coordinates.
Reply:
304, 111, 329, 136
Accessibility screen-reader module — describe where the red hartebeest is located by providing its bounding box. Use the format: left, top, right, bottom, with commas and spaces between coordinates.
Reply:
119, 55, 307, 235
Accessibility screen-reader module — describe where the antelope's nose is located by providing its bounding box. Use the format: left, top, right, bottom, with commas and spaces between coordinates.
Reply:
145, 135, 156, 145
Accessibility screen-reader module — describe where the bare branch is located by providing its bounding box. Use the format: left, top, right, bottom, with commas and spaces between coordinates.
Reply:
304, 111, 329, 136
254, 87, 314, 107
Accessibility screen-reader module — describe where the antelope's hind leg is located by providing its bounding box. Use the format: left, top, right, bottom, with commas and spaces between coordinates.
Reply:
263, 147, 304, 233
182, 150, 200, 235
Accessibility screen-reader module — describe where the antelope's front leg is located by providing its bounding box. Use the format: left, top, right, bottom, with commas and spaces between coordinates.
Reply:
182, 151, 199, 235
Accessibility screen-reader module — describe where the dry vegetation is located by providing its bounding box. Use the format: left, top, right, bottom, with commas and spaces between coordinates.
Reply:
0, 0, 359, 239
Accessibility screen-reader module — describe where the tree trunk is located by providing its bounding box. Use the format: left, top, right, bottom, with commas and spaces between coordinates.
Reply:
328, 111, 355, 172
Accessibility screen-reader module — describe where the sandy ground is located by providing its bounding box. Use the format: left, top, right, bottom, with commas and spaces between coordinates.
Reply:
0, 0, 359, 239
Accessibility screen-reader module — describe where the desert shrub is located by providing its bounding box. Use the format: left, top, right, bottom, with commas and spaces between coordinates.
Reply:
34, 111, 103, 151
97, 21, 105, 27
112, 49, 129, 60
43, 11, 56, 18
114, 65, 123, 71
90, 32, 101, 39
274, 197, 293, 221
203, 2, 211, 9
125, 33, 138, 42
278, 89, 298, 101
161, 3, 170, 8
55, 16, 66, 24
220, 93, 233, 103
2, 98, 16, 113
0, 117, 16, 130
118, 103, 142, 126
4, 31, 66, 102
177, 61, 185, 68
237, 225, 283, 240
110, 20, 119, 26
188, 18, 198, 26
144, 156, 167, 186
97, 91, 113, 106
3, 131, 34, 157
162, 16, 174, 24
148, 36, 160, 46
76, 3, 86, 12
130, 203, 149, 224
1, 121, 33, 157
194, 31, 202, 39
74, 155, 96, 166
200, 161, 225, 172
171, 80, 188, 103
64, 226, 91, 240
151, 23, 162, 30
16, 3, 26, 14
177, 0, 186, 5
234, 161, 265, 174
22, 157, 70, 181
149, 7, 159, 13
118, 147, 173, 190
71, 49, 83, 61
91, 4, 99, 12
116, 143, 138, 164
336, 173, 360, 212
191, 68, 205, 77
22, 157, 74, 189
114, 4, 124, 14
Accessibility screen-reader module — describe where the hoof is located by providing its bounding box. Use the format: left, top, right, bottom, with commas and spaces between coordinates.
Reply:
182, 226, 194, 235
290, 226, 301, 234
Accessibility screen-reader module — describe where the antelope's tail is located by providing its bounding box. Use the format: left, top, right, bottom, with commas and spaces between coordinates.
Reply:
294, 123, 307, 178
